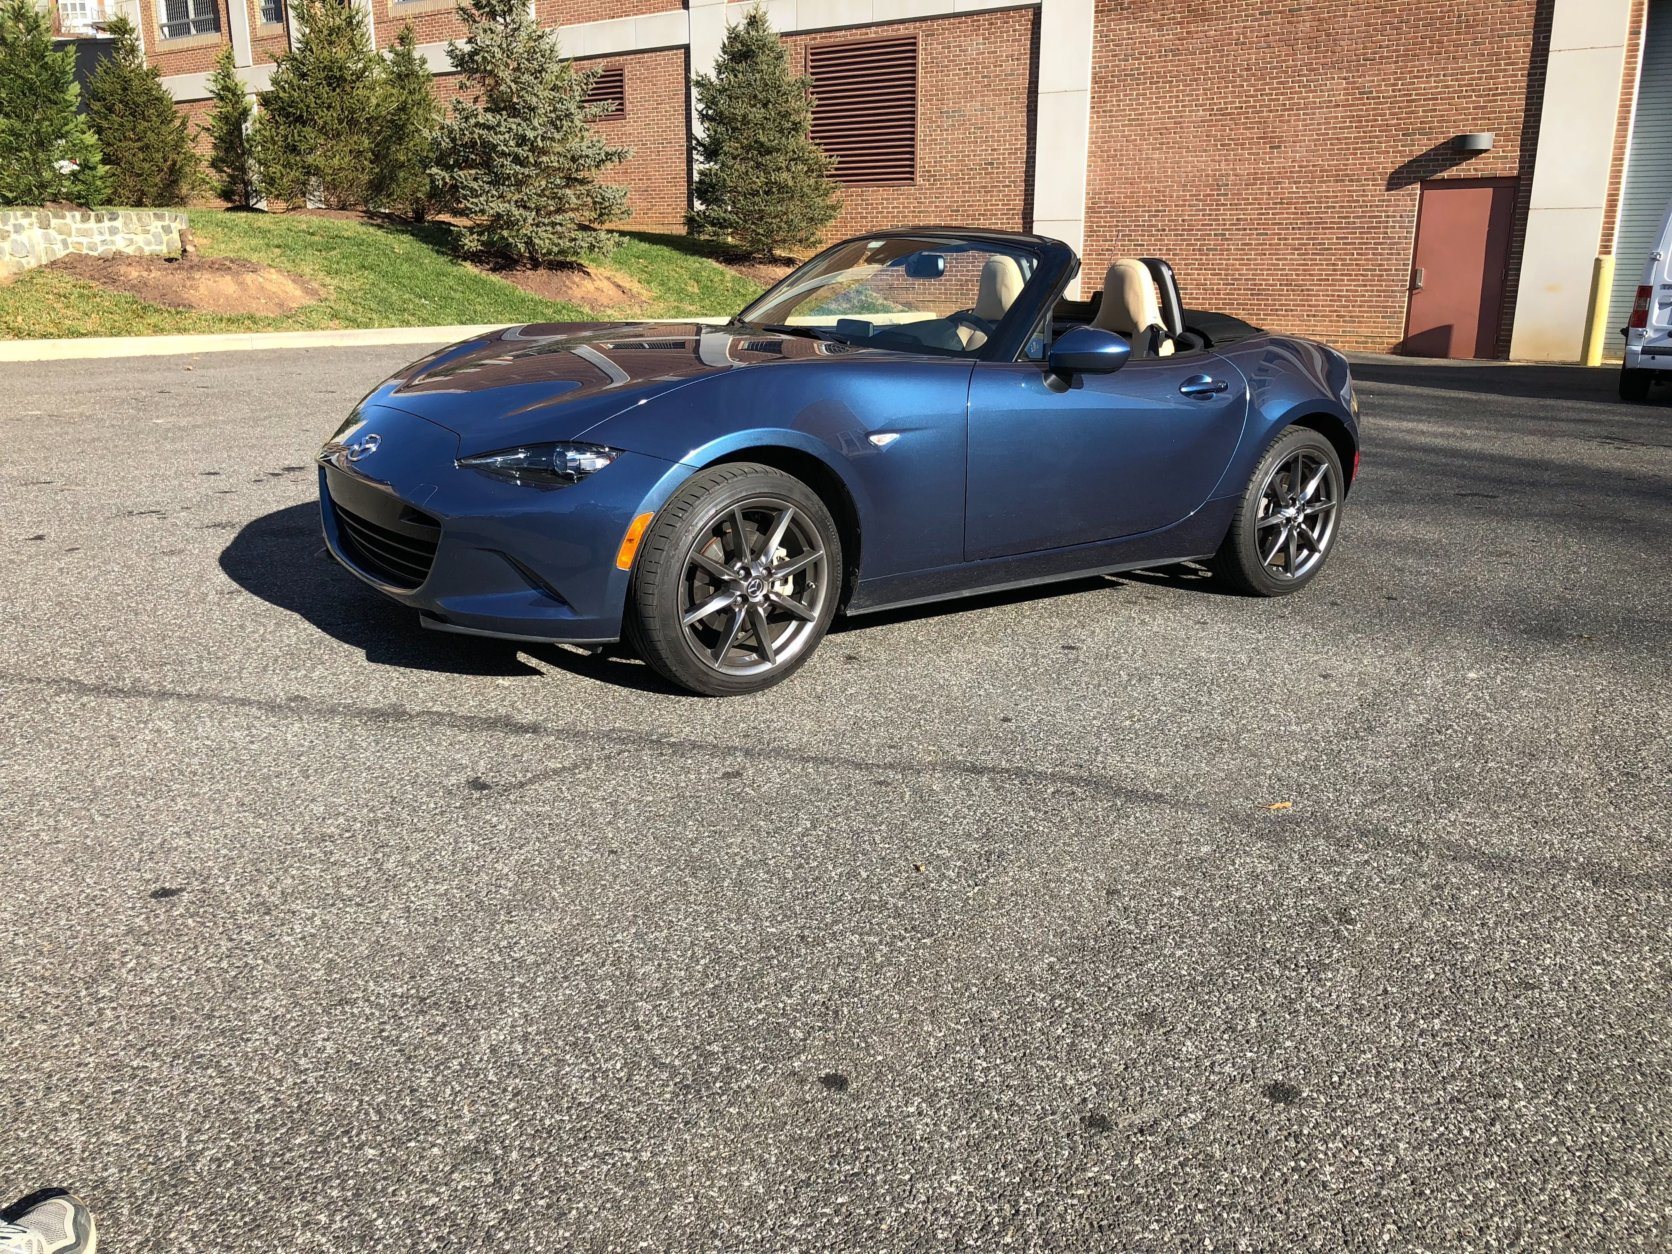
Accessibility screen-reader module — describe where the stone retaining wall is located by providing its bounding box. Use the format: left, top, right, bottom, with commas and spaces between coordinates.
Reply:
2, 209, 188, 278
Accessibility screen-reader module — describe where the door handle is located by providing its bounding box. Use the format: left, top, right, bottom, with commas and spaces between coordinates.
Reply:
1411, 266, 1425, 293
1179, 375, 1228, 398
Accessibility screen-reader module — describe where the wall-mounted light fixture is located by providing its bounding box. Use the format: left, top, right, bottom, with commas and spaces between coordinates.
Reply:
1452, 132, 1495, 153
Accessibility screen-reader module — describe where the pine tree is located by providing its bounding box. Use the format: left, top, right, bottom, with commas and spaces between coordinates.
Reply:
0, 0, 108, 206
87, 16, 199, 206
372, 26, 440, 221
254, 0, 381, 208
431, 0, 629, 265
204, 48, 259, 208
688, 7, 839, 260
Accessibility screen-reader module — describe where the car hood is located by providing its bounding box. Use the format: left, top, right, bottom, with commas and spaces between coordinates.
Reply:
366, 321, 885, 452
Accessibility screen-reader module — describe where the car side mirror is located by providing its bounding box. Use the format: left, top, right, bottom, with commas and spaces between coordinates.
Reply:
1047, 326, 1131, 376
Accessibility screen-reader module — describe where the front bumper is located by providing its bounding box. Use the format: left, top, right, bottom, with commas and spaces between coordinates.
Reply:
318, 406, 684, 643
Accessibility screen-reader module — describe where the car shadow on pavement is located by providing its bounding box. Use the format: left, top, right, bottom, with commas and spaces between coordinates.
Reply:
220, 502, 693, 691
222, 503, 1243, 680
221, 503, 549, 677
830, 562, 1236, 635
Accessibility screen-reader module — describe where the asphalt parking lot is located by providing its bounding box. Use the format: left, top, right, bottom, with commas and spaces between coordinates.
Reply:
2, 347, 1669, 1250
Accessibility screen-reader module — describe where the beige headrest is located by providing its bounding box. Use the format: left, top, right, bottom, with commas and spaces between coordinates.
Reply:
1092, 258, 1164, 336
973, 254, 1025, 321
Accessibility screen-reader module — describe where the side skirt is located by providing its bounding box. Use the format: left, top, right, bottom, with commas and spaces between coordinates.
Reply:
847, 498, 1236, 617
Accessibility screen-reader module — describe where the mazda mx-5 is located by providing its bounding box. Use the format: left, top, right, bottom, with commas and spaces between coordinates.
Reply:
318, 228, 1360, 695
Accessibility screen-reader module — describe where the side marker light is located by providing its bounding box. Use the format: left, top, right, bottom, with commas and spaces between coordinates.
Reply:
616, 512, 654, 570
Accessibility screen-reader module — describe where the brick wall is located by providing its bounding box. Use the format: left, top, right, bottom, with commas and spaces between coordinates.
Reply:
375, 0, 680, 53
426, 46, 691, 231
373, 0, 466, 52
151, 0, 1610, 355
574, 48, 690, 231
249, 0, 289, 65
177, 96, 216, 160
1483, 3, 1555, 362
783, 8, 1038, 240
537, 0, 683, 29
1600, 0, 1649, 256
139, 0, 231, 76
1084, 0, 1547, 354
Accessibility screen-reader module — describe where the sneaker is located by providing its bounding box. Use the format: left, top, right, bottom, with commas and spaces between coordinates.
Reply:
0, 1195, 96, 1254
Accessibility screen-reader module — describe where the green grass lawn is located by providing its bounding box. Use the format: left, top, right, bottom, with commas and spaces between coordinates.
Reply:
0, 211, 766, 339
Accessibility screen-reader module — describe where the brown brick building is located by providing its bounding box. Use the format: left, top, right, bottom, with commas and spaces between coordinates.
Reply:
48, 0, 1672, 360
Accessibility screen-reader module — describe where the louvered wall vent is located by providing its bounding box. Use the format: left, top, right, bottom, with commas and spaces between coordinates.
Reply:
585, 66, 626, 120
808, 37, 918, 186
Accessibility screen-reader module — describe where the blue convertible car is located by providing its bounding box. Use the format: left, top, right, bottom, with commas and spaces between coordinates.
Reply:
319, 228, 1359, 695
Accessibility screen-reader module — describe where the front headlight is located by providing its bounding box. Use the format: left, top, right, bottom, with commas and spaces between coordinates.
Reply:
457, 442, 621, 487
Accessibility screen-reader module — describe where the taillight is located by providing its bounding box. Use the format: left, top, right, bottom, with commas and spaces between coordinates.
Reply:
1628, 285, 1652, 330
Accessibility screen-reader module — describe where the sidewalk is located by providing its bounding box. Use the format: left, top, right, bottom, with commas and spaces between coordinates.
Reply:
2, 328, 1618, 367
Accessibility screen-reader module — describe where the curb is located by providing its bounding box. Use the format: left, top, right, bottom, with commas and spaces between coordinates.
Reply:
7, 331, 1612, 367
0, 318, 730, 363
0, 324, 510, 362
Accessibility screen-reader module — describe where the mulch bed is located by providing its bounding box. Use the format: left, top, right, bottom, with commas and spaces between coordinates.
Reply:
479, 259, 652, 311
49, 252, 324, 316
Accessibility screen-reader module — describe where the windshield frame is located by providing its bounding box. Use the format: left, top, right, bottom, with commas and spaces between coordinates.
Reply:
735, 230, 1078, 365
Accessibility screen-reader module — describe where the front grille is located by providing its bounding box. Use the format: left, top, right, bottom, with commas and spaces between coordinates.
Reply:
333, 498, 439, 590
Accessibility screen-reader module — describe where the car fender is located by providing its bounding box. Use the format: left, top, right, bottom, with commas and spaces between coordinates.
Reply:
582, 359, 974, 581
629, 425, 875, 568
681, 427, 869, 500
1215, 337, 1359, 488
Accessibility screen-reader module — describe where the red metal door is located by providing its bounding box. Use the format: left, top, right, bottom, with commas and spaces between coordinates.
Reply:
1401, 178, 1516, 359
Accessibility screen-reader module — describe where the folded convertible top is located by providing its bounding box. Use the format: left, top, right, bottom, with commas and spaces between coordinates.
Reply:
1180, 308, 1265, 347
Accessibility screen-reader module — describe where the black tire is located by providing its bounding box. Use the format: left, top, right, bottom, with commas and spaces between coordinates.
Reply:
625, 463, 843, 696
1620, 367, 1652, 403
1209, 425, 1346, 597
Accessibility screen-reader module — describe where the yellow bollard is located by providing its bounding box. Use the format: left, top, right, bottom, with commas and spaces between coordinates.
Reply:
1581, 254, 1615, 367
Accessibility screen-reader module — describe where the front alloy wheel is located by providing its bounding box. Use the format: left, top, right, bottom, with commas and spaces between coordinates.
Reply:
626, 464, 843, 695
679, 499, 830, 676
1252, 445, 1341, 582
1211, 426, 1346, 596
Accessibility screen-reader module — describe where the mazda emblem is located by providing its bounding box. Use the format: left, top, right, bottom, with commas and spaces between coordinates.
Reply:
345, 433, 382, 462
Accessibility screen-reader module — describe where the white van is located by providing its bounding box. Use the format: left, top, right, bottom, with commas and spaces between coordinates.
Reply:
1621, 196, 1672, 402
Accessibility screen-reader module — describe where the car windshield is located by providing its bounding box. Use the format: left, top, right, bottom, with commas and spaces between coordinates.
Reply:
740, 236, 1039, 357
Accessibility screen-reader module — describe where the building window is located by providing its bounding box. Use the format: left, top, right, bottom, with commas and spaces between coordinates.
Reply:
159, 0, 219, 39
808, 36, 918, 186
585, 66, 626, 120
259, 0, 284, 25
56, 0, 100, 35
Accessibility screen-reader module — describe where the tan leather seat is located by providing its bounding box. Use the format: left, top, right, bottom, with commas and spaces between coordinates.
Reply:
958, 255, 1025, 348
1090, 258, 1174, 356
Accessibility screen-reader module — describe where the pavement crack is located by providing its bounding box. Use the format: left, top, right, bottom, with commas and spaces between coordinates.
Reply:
6, 672, 1666, 892
3, 673, 1190, 813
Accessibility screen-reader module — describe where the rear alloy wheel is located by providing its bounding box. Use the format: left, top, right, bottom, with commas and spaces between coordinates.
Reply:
626, 464, 842, 696
1210, 426, 1345, 596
